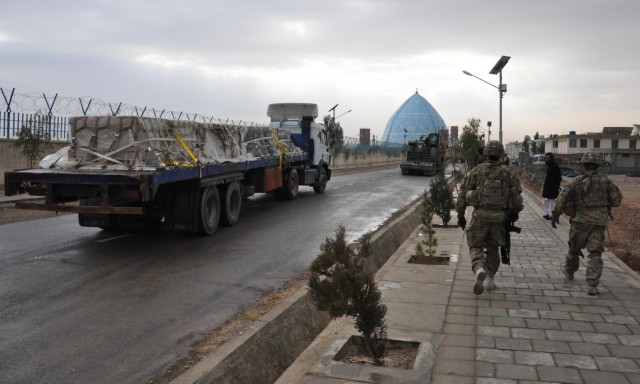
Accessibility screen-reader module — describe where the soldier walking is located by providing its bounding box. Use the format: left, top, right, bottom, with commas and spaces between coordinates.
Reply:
456, 141, 524, 295
552, 153, 623, 295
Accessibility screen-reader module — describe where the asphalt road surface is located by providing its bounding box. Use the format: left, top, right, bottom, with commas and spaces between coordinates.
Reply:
0, 168, 437, 384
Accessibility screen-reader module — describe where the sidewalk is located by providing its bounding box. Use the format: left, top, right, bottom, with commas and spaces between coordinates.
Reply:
277, 187, 640, 384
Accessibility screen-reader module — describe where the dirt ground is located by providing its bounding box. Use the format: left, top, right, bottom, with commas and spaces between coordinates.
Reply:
605, 175, 640, 270
517, 173, 640, 272
0, 205, 72, 225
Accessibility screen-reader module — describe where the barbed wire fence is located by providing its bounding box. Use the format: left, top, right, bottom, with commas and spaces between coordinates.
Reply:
0, 87, 266, 141
1, 87, 405, 153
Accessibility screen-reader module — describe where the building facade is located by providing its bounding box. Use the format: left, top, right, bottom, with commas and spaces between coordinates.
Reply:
544, 127, 640, 174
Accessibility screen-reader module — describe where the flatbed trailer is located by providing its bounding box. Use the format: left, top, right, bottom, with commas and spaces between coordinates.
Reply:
4, 103, 331, 235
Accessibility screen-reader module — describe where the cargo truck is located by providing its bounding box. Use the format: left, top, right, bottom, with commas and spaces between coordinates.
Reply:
4, 103, 331, 235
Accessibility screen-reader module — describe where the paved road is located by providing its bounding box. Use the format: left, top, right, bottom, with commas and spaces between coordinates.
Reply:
0, 168, 436, 384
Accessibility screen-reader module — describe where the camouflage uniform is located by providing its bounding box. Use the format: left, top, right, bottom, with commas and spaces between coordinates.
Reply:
457, 141, 524, 294
552, 153, 622, 293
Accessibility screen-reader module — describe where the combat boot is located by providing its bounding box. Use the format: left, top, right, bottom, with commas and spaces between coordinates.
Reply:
485, 276, 495, 291
588, 286, 598, 296
560, 265, 574, 280
474, 268, 486, 295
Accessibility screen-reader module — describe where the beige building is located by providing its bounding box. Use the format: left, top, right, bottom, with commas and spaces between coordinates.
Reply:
544, 127, 640, 174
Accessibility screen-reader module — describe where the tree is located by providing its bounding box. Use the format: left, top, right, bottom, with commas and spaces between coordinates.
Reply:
458, 117, 482, 169
415, 195, 438, 258
12, 113, 53, 168
538, 140, 546, 154
428, 173, 455, 226
444, 142, 464, 188
522, 135, 531, 154
322, 114, 344, 150
532, 131, 545, 154
309, 226, 387, 366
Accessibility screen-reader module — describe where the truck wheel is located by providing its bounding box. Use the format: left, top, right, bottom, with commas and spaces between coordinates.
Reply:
221, 181, 242, 226
283, 169, 299, 200
313, 167, 327, 193
198, 186, 221, 235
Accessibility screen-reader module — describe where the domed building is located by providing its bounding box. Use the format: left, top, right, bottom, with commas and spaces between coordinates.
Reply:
381, 91, 447, 144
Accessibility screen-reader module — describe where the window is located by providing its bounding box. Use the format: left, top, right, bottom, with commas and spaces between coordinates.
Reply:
580, 139, 588, 148
612, 139, 619, 149
594, 139, 600, 149
553, 140, 558, 148
569, 138, 577, 148
631, 140, 637, 149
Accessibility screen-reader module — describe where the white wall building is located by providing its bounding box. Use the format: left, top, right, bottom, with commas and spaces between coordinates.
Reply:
544, 127, 640, 174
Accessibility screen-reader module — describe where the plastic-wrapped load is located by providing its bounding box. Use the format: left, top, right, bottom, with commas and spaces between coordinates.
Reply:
43, 116, 304, 170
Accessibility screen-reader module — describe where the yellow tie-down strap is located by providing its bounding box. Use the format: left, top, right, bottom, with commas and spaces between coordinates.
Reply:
173, 131, 202, 177
270, 130, 286, 168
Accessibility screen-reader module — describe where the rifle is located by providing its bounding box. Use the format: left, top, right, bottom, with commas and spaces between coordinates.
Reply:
500, 212, 522, 265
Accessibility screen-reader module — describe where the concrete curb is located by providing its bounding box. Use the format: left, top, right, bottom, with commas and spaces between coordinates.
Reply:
170, 196, 427, 384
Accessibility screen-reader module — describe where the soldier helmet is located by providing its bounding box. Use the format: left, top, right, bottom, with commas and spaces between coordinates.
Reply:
482, 140, 504, 157
580, 152, 601, 165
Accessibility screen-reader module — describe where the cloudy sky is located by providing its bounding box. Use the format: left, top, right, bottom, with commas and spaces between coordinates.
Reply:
1, 0, 638, 143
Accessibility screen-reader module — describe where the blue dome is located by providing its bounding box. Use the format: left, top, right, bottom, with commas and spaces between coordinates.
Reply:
382, 91, 447, 144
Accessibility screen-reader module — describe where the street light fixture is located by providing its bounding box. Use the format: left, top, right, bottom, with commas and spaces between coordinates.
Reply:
462, 55, 510, 143
335, 109, 352, 119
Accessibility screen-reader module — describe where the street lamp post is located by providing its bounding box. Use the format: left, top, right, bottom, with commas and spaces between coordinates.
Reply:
335, 110, 352, 119
462, 55, 510, 143
328, 104, 339, 125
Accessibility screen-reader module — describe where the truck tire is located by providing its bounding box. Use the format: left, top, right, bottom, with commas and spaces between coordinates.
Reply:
313, 167, 327, 193
221, 181, 242, 226
282, 169, 299, 200
198, 186, 221, 235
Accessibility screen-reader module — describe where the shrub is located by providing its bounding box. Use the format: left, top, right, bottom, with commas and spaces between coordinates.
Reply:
415, 194, 438, 257
12, 113, 53, 168
308, 226, 387, 365
429, 173, 455, 226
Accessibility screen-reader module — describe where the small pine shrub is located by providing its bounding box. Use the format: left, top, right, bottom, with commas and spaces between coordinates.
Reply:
308, 226, 388, 365
429, 173, 455, 226
415, 195, 438, 257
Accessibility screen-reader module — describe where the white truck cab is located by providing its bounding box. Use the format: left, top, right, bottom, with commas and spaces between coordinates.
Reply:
267, 103, 331, 167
